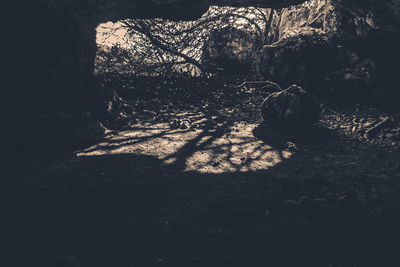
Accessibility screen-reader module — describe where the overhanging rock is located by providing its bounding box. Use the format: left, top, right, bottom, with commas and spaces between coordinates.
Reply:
2, 0, 309, 149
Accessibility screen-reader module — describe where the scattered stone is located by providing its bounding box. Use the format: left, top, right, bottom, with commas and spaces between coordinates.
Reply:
170, 118, 191, 129
286, 141, 298, 151
180, 120, 191, 129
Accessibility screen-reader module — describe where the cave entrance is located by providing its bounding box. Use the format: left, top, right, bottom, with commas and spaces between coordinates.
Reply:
94, 6, 277, 78
87, 0, 336, 173
87, 5, 304, 173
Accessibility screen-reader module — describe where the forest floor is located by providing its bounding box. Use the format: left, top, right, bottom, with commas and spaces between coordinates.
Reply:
2, 75, 400, 266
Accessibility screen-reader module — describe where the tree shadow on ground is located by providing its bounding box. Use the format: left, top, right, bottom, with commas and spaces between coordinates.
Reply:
76, 112, 290, 175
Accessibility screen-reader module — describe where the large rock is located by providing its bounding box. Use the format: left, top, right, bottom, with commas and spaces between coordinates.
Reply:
277, 0, 338, 39
261, 85, 319, 131
322, 57, 382, 103
202, 27, 260, 73
260, 29, 337, 88
274, 0, 400, 44
3, 0, 400, 149
260, 0, 400, 104
2, 0, 308, 150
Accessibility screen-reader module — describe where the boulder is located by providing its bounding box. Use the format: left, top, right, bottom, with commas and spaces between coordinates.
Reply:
260, 29, 337, 88
261, 85, 319, 131
259, 0, 400, 104
277, 0, 338, 40
322, 58, 382, 103
202, 27, 260, 74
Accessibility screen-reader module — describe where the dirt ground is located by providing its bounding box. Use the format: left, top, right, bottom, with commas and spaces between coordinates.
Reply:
2, 76, 400, 266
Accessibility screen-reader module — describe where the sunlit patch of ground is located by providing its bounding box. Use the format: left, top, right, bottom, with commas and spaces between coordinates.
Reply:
76, 115, 292, 173
184, 122, 292, 173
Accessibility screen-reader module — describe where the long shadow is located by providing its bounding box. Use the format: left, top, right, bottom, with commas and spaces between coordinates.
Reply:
2, 129, 400, 266
164, 118, 234, 171
81, 128, 191, 154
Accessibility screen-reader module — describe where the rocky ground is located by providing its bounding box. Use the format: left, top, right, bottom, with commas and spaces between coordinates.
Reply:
2, 75, 400, 266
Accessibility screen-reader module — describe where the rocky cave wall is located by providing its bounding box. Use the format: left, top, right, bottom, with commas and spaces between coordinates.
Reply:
2, 0, 307, 150
260, 0, 400, 104
2, 0, 400, 150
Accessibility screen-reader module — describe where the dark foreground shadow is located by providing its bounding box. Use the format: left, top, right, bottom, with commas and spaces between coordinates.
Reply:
2, 143, 400, 267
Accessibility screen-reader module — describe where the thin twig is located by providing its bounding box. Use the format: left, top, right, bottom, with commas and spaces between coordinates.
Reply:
233, 81, 283, 91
